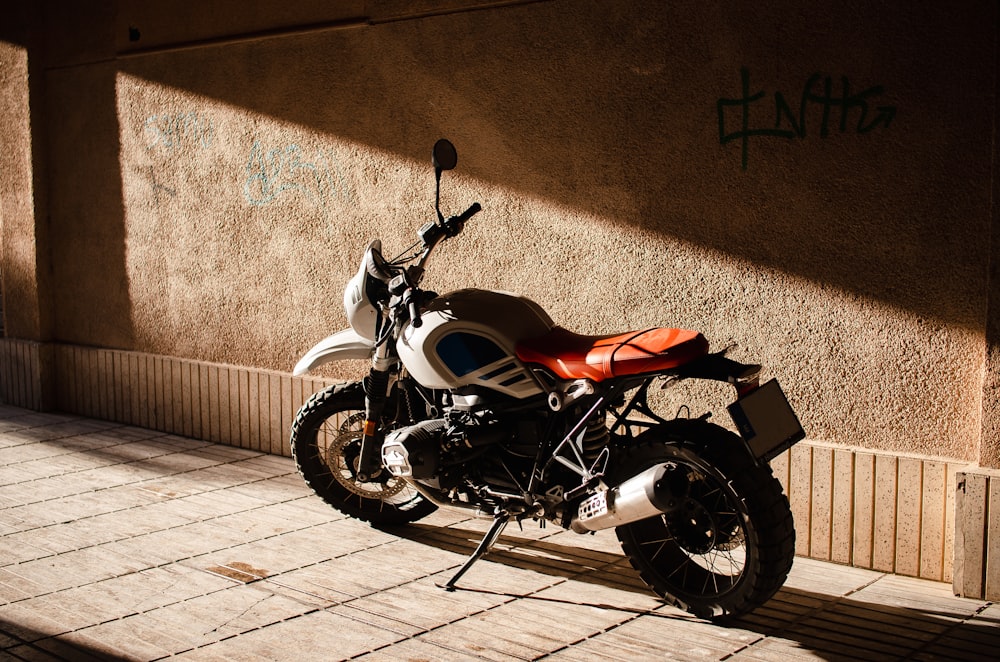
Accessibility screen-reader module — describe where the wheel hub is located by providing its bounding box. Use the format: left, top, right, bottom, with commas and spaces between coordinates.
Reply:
667, 499, 718, 555
323, 417, 405, 499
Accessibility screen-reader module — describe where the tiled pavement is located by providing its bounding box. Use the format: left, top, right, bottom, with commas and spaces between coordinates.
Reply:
0, 404, 995, 661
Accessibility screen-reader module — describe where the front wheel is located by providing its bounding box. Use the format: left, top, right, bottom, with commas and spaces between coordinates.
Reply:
290, 381, 437, 525
613, 420, 795, 619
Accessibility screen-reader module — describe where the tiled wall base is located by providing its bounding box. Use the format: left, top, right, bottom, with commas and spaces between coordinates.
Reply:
0, 338, 52, 410
50, 343, 335, 456
953, 468, 1000, 600
770, 444, 966, 585
0, 340, 977, 586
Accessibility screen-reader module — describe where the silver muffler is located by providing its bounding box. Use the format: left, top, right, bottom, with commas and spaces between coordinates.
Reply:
570, 462, 686, 533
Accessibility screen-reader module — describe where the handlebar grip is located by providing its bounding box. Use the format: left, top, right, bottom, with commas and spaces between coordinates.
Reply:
442, 203, 481, 238
405, 290, 422, 328
456, 202, 482, 223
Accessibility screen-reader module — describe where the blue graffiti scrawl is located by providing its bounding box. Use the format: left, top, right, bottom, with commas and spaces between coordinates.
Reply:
243, 140, 350, 208
718, 68, 896, 170
145, 111, 215, 151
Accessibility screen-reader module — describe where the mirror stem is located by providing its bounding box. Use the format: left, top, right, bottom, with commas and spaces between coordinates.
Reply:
435, 170, 445, 224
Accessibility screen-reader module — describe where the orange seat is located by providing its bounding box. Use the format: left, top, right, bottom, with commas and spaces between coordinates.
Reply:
516, 326, 709, 382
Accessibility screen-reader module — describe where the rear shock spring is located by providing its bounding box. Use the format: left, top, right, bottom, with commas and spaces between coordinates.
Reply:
581, 410, 610, 464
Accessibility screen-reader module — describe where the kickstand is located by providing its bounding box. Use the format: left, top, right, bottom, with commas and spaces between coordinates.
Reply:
439, 513, 510, 591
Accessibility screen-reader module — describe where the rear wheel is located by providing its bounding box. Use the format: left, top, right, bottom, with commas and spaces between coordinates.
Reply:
613, 420, 794, 619
290, 381, 437, 525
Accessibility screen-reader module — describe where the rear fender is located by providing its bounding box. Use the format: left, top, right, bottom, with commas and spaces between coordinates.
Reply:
673, 350, 761, 394
293, 328, 374, 376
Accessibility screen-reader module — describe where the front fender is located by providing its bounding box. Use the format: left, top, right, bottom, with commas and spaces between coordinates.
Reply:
293, 328, 375, 376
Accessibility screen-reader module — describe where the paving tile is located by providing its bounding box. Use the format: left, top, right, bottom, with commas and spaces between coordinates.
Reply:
850, 573, 987, 619
273, 550, 433, 602
227, 474, 313, 503
353, 636, 484, 661
729, 637, 849, 661
419, 618, 550, 661
135, 588, 282, 648
0, 533, 54, 564
345, 579, 512, 631
326, 602, 428, 638
781, 556, 884, 596
545, 637, 654, 661
172, 608, 405, 660
620, 610, 760, 653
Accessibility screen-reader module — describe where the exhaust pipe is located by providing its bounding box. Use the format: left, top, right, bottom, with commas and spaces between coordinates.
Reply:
570, 462, 686, 533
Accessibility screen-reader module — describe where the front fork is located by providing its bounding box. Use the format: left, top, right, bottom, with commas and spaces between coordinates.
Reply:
356, 343, 396, 481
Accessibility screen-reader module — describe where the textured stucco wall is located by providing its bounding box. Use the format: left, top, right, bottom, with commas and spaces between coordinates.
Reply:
1, 0, 997, 465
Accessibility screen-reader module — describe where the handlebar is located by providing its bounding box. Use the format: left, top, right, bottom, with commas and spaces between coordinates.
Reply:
404, 201, 482, 329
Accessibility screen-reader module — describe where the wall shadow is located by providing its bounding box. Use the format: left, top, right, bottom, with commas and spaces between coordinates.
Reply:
0, 618, 133, 661
0, 4, 135, 350
113, 0, 997, 333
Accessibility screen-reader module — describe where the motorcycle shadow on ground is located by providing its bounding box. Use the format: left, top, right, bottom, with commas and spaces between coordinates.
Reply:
380, 522, 997, 660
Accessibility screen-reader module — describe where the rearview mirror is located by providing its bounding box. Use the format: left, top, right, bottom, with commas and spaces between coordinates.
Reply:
433, 139, 458, 172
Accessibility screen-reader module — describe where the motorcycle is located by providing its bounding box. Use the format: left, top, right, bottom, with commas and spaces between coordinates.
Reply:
290, 139, 805, 619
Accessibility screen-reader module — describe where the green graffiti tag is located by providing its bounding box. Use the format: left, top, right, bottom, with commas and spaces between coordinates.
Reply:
718, 68, 896, 170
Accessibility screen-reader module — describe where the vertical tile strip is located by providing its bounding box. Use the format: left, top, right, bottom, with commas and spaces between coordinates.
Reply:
944, 463, 959, 585
895, 458, 923, 576
831, 448, 854, 565
238, 368, 250, 449
986, 476, 1000, 599
218, 366, 233, 444
919, 461, 946, 581
789, 444, 812, 557
188, 361, 205, 439
249, 370, 262, 452
207, 364, 220, 443
872, 454, 898, 572
171, 358, 184, 436
229, 366, 241, 448
0, 341, 9, 404
137, 354, 148, 429
199, 363, 210, 441
270, 373, 284, 456
810, 446, 833, 561
279, 374, 292, 457
956, 471, 987, 599
853, 452, 875, 569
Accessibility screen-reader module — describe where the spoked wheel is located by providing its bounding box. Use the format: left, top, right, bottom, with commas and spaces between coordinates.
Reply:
613, 421, 795, 619
290, 382, 437, 525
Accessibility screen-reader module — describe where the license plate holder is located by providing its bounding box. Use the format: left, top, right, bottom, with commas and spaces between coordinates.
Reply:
727, 379, 805, 462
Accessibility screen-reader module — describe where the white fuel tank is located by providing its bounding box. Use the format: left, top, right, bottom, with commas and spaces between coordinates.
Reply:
397, 289, 554, 399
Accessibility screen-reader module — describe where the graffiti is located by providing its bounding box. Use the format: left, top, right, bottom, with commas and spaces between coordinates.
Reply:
146, 166, 177, 204
243, 140, 350, 208
145, 111, 215, 151
718, 68, 896, 170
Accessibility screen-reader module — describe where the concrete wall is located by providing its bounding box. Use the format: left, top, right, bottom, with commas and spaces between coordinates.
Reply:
1, 0, 998, 592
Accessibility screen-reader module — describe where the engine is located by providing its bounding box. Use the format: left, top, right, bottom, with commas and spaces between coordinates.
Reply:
381, 419, 447, 479
380, 410, 546, 506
